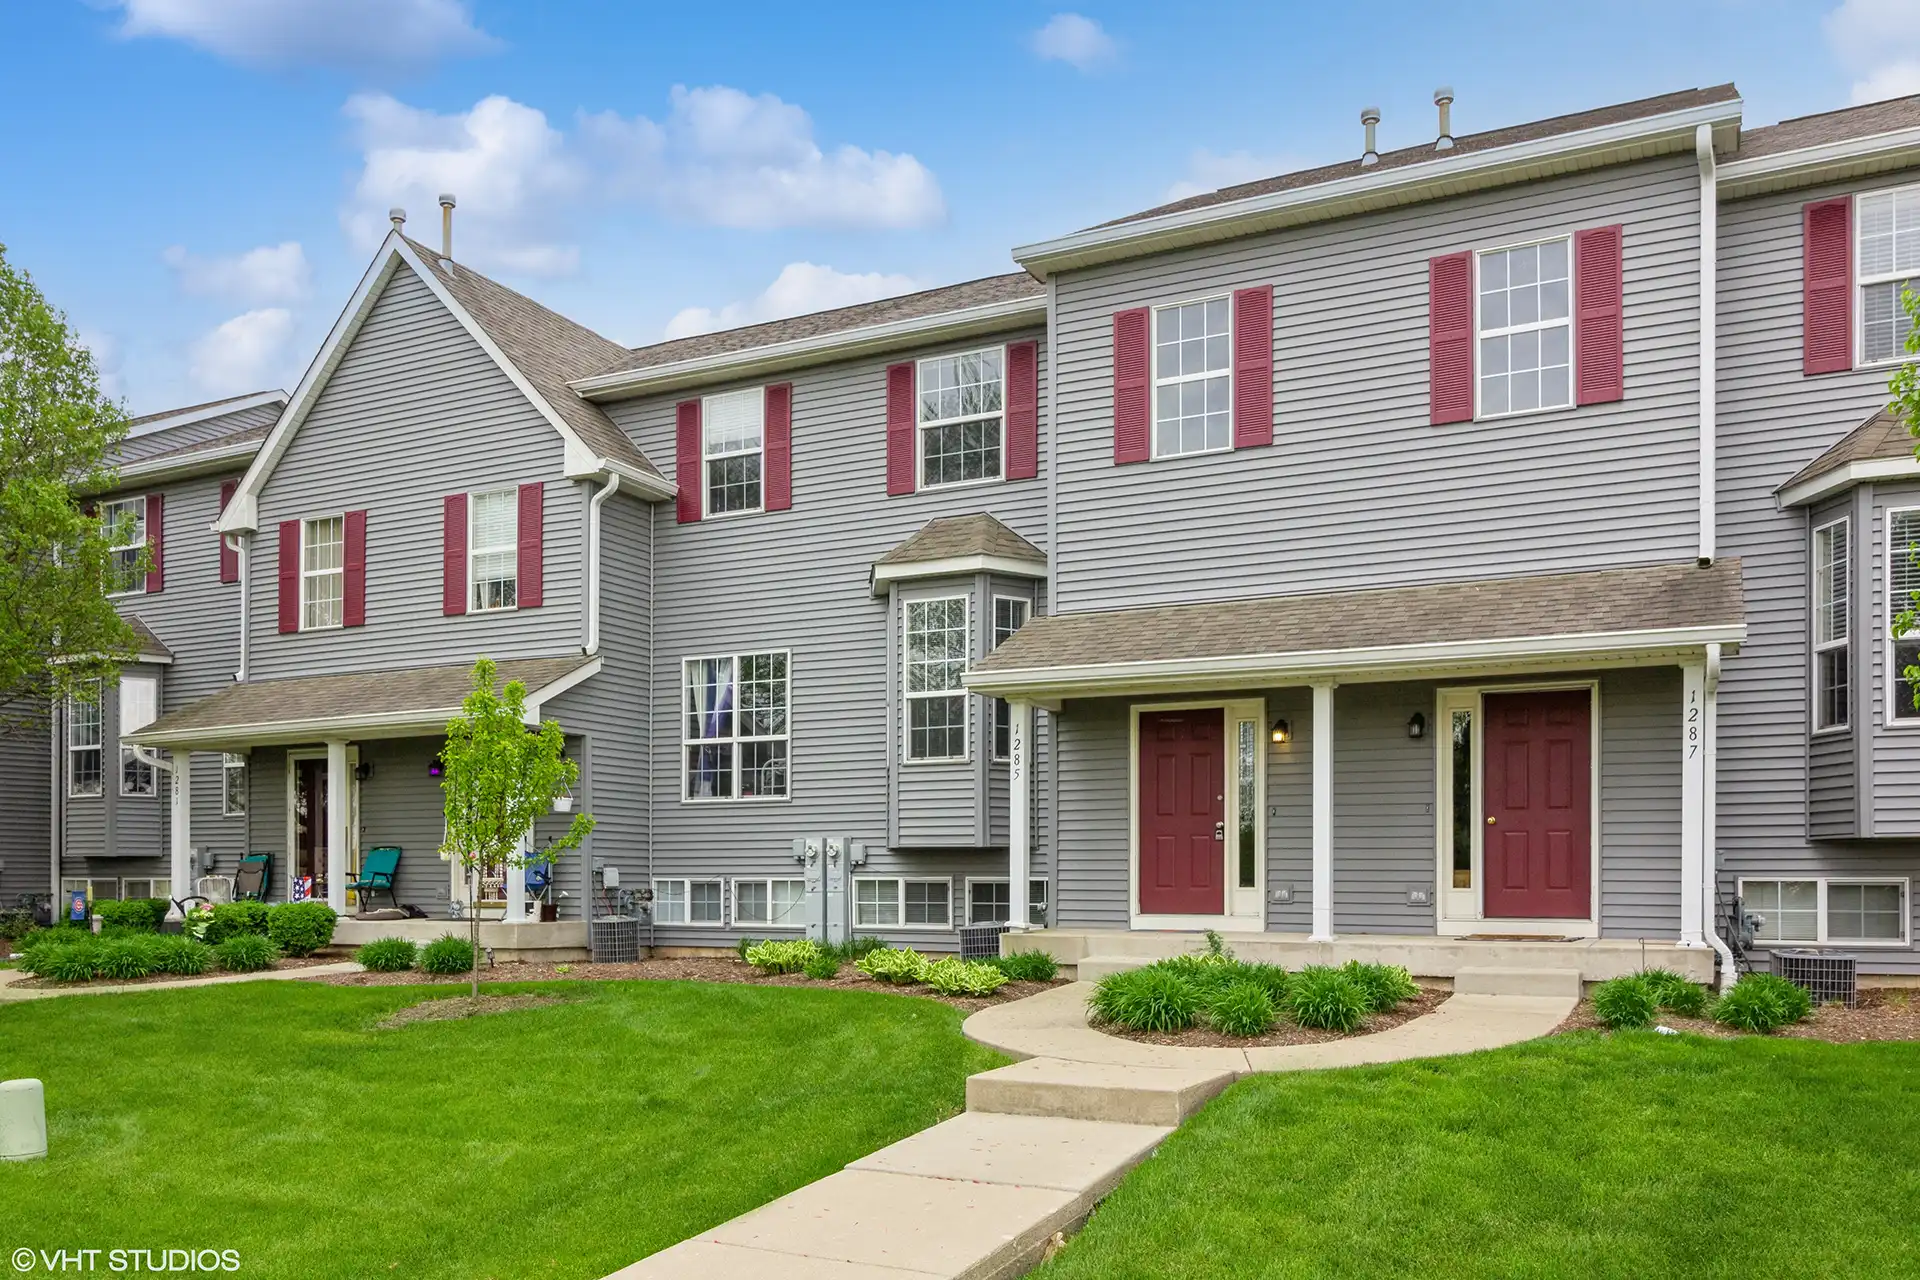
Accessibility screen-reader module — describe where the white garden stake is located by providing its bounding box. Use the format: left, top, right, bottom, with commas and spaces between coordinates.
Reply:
0, 1078, 47, 1161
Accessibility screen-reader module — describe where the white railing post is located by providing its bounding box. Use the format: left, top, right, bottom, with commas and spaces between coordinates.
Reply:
1008, 699, 1034, 933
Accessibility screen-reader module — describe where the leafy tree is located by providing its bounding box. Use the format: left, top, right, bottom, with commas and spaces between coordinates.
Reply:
0, 242, 140, 731
439, 657, 593, 997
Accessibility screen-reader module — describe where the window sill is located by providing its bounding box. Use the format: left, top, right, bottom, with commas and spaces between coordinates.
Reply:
1473, 401, 1576, 424
855, 923, 956, 933
903, 756, 972, 767
699, 506, 767, 522
1148, 443, 1233, 463
1811, 725, 1852, 738
917, 475, 1005, 494
467, 604, 521, 616
678, 795, 791, 806
1759, 939, 1912, 949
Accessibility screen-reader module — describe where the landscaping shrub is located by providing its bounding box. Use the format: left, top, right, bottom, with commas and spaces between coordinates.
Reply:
0, 906, 36, 946
1750, 972, 1815, 1023
1641, 967, 1709, 1017
1713, 973, 1813, 1033
855, 947, 930, 984
827, 936, 886, 961
355, 937, 418, 973
17, 926, 89, 962
734, 937, 761, 961
922, 957, 1009, 997
1340, 961, 1420, 1013
267, 902, 339, 957
987, 950, 1059, 982
1088, 965, 1202, 1032
419, 934, 475, 975
1284, 966, 1370, 1033
1231, 962, 1293, 1005
203, 902, 270, 945
744, 938, 821, 975
92, 898, 168, 932
1208, 979, 1278, 1037
1591, 975, 1658, 1029
214, 934, 280, 973
153, 936, 214, 976
801, 953, 840, 981
96, 935, 164, 980
35, 942, 104, 983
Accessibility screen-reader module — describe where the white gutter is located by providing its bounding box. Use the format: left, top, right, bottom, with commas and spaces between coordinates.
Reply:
1696, 124, 1718, 565
1718, 123, 1920, 198
228, 533, 249, 682
584, 473, 621, 655
111, 439, 267, 489
1777, 455, 1920, 508
570, 295, 1048, 400
1702, 644, 1736, 988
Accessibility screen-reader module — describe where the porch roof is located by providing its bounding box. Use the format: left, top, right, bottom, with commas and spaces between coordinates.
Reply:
966, 560, 1745, 700
126, 655, 599, 750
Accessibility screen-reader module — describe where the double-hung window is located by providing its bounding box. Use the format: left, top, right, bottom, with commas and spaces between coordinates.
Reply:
1152, 297, 1230, 457
918, 349, 1003, 487
855, 877, 951, 928
967, 878, 1049, 927
653, 878, 724, 925
1813, 517, 1850, 731
1890, 508, 1920, 723
67, 685, 102, 797
704, 388, 764, 515
301, 516, 344, 630
1478, 237, 1572, 416
684, 651, 789, 799
119, 676, 157, 796
732, 878, 807, 927
991, 597, 1029, 761
469, 489, 518, 611
223, 753, 248, 816
100, 497, 146, 595
1742, 878, 1909, 946
1858, 186, 1920, 364
905, 598, 968, 761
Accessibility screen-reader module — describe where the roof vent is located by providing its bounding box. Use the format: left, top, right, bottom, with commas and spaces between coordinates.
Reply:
438, 193, 456, 261
388, 207, 406, 232
1360, 107, 1382, 166
1434, 87, 1456, 151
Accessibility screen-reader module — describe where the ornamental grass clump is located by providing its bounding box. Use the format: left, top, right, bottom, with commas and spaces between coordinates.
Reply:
214, 934, 280, 973
153, 936, 214, 976
987, 950, 1059, 982
923, 957, 1010, 997
855, 947, 930, 985
1088, 965, 1202, 1033
1591, 975, 1658, 1029
744, 939, 821, 975
1713, 972, 1813, 1033
95, 935, 164, 980
1341, 961, 1420, 1013
1640, 967, 1709, 1017
1207, 978, 1278, 1037
33, 941, 104, 983
801, 953, 841, 981
419, 935, 476, 975
355, 937, 419, 973
1284, 965, 1370, 1033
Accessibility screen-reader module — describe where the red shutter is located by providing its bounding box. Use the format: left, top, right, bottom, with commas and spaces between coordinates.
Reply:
886, 363, 916, 495
1112, 308, 1150, 463
764, 384, 793, 511
1429, 253, 1475, 425
143, 491, 164, 593
675, 400, 702, 523
1231, 286, 1274, 448
342, 509, 367, 627
442, 494, 467, 617
517, 481, 544, 607
1573, 225, 1626, 406
218, 481, 238, 583
277, 520, 299, 634
1804, 196, 1853, 376
1005, 341, 1039, 479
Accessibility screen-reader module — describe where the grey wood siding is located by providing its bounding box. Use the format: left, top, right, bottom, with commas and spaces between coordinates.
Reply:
1867, 482, 1920, 830
1717, 170, 1920, 971
1263, 688, 1314, 932
248, 263, 584, 680
1047, 155, 1704, 614
1054, 699, 1129, 929
602, 329, 1052, 950
0, 725, 51, 902
1598, 667, 1683, 939
1330, 683, 1436, 934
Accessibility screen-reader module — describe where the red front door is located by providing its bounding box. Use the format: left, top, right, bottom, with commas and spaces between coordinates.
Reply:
1138, 708, 1225, 915
1482, 689, 1592, 920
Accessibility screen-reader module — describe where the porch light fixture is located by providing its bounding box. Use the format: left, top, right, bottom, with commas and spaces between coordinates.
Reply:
1270, 719, 1291, 745
428, 755, 444, 778
355, 761, 374, 782
1407, 712, 1427, 740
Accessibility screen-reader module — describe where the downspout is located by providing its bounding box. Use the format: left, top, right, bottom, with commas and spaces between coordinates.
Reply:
646, 499, 656, 951
583, 473, 621, 655
1696, 123, 1718, 565
226, 532, 249, 682
1703, 642, 1736, 987
49, 700, 62, 905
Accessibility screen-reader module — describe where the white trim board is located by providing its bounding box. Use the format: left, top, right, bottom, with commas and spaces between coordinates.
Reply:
1719, 125, 1920, 200
871, 554, 1047, 597
1778, 456, 1920, 509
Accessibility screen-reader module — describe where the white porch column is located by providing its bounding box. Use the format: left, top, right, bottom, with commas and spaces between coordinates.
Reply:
1007, 699, 1034, 933
168, 751, 193, 917
1678, 661, 1708, 947
504, 831, 530, 924
1310, 681, 1335, 942
325, 739, 348, 913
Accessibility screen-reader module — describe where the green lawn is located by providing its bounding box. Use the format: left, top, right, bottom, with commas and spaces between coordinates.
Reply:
1043, 1032, 1920, 1280
0, 980, 1002, 1279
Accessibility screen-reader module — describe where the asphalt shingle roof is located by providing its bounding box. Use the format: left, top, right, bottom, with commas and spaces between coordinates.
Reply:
876, 514, 1047, 568
1733, 94, 1920, 161
1779, 406, 1912, 496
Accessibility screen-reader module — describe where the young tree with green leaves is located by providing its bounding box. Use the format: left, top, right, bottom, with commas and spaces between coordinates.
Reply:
0, 242, 140, 732
439, 657, 594, 997
1888, 289, 1920, 713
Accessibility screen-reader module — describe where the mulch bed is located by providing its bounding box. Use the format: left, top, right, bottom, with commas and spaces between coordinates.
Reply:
1100, 983, 1452, 1048
1554, 987, 1920, 1042
316, 956, 1065, 1013
375, 992, 569, 1029
9, 955, 339, 990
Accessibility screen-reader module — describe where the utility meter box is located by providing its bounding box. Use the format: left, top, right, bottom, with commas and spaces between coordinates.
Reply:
797, 838, 826, 942
824, 836, 849, 945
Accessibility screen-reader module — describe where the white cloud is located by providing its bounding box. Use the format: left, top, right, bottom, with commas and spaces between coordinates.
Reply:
1826, 0, 1920, 103
162, 241, 311, 305
111, 0, 497, 72
77, 329, 125, 404
1162, 148, 1305, 202
1030, 13, 1117, 70
664, 262, 922, 339
188, 309, 295, 396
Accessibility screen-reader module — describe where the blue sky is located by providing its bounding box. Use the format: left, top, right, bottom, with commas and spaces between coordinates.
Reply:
1, 0, 1914, 414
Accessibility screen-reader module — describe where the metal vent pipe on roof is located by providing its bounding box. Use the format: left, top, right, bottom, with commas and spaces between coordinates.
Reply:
388, 207, 406, 232
1435, 87, 1455, 150
1360, 106, 1382, 166
439, 193, 456, 260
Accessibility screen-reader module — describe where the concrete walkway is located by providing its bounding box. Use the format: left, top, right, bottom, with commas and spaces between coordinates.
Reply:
0, 961, 363, 1002
607, 975, 1576, 1279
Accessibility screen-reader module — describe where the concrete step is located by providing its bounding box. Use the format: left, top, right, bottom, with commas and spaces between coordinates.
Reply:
1073, 956, 1149, 982
849, 1111, 1172, 1199
1452, 966, 1583, 998
968, 1057, 1238, 1126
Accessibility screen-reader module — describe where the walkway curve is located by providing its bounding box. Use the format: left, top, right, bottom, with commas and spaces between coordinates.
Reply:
0, 962, 364, 1002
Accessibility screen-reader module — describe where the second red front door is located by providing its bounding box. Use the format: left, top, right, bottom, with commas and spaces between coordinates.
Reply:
1138, 708, 1225, 915
1482, 689, 1592, 920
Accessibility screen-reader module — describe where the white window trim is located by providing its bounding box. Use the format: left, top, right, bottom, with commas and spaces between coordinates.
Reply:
118, 675, 158, 798
1813, 515, 1851, 735
1149, 293, 1235, 460
1473, 233, 1576, 422
467, 487, 520, 613
102, 496, 148, 597
300, 513, 346, 632
990, 595, 1031, 762
701, 387, 766, 519
1886, 505, 1920, 728
652, 877, 726, 928
853, 875, 955, 931
222, 752, 248, 817
903, 597, 970, 765
67, 683, 103, 799
964, 876, 1049, 927
915, 346, 1007, 492
729, 877, 808, 930
1855, 183, 1920, 369
1738, 876, 1911, 947
680, 649, 793, 803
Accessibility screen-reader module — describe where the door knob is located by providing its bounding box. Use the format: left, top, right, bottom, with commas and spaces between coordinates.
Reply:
1486, 816, 1496, 825
1213, 821, 1225, 840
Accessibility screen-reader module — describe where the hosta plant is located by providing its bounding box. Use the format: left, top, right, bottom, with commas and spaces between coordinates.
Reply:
922, 957, 1009, 997
855, 947, 930, 984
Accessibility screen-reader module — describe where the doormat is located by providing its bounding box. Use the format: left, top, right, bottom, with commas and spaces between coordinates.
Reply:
1458, 934, 1580, 942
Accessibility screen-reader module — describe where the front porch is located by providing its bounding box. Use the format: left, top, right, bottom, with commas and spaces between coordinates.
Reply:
330, 916, 589, 961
